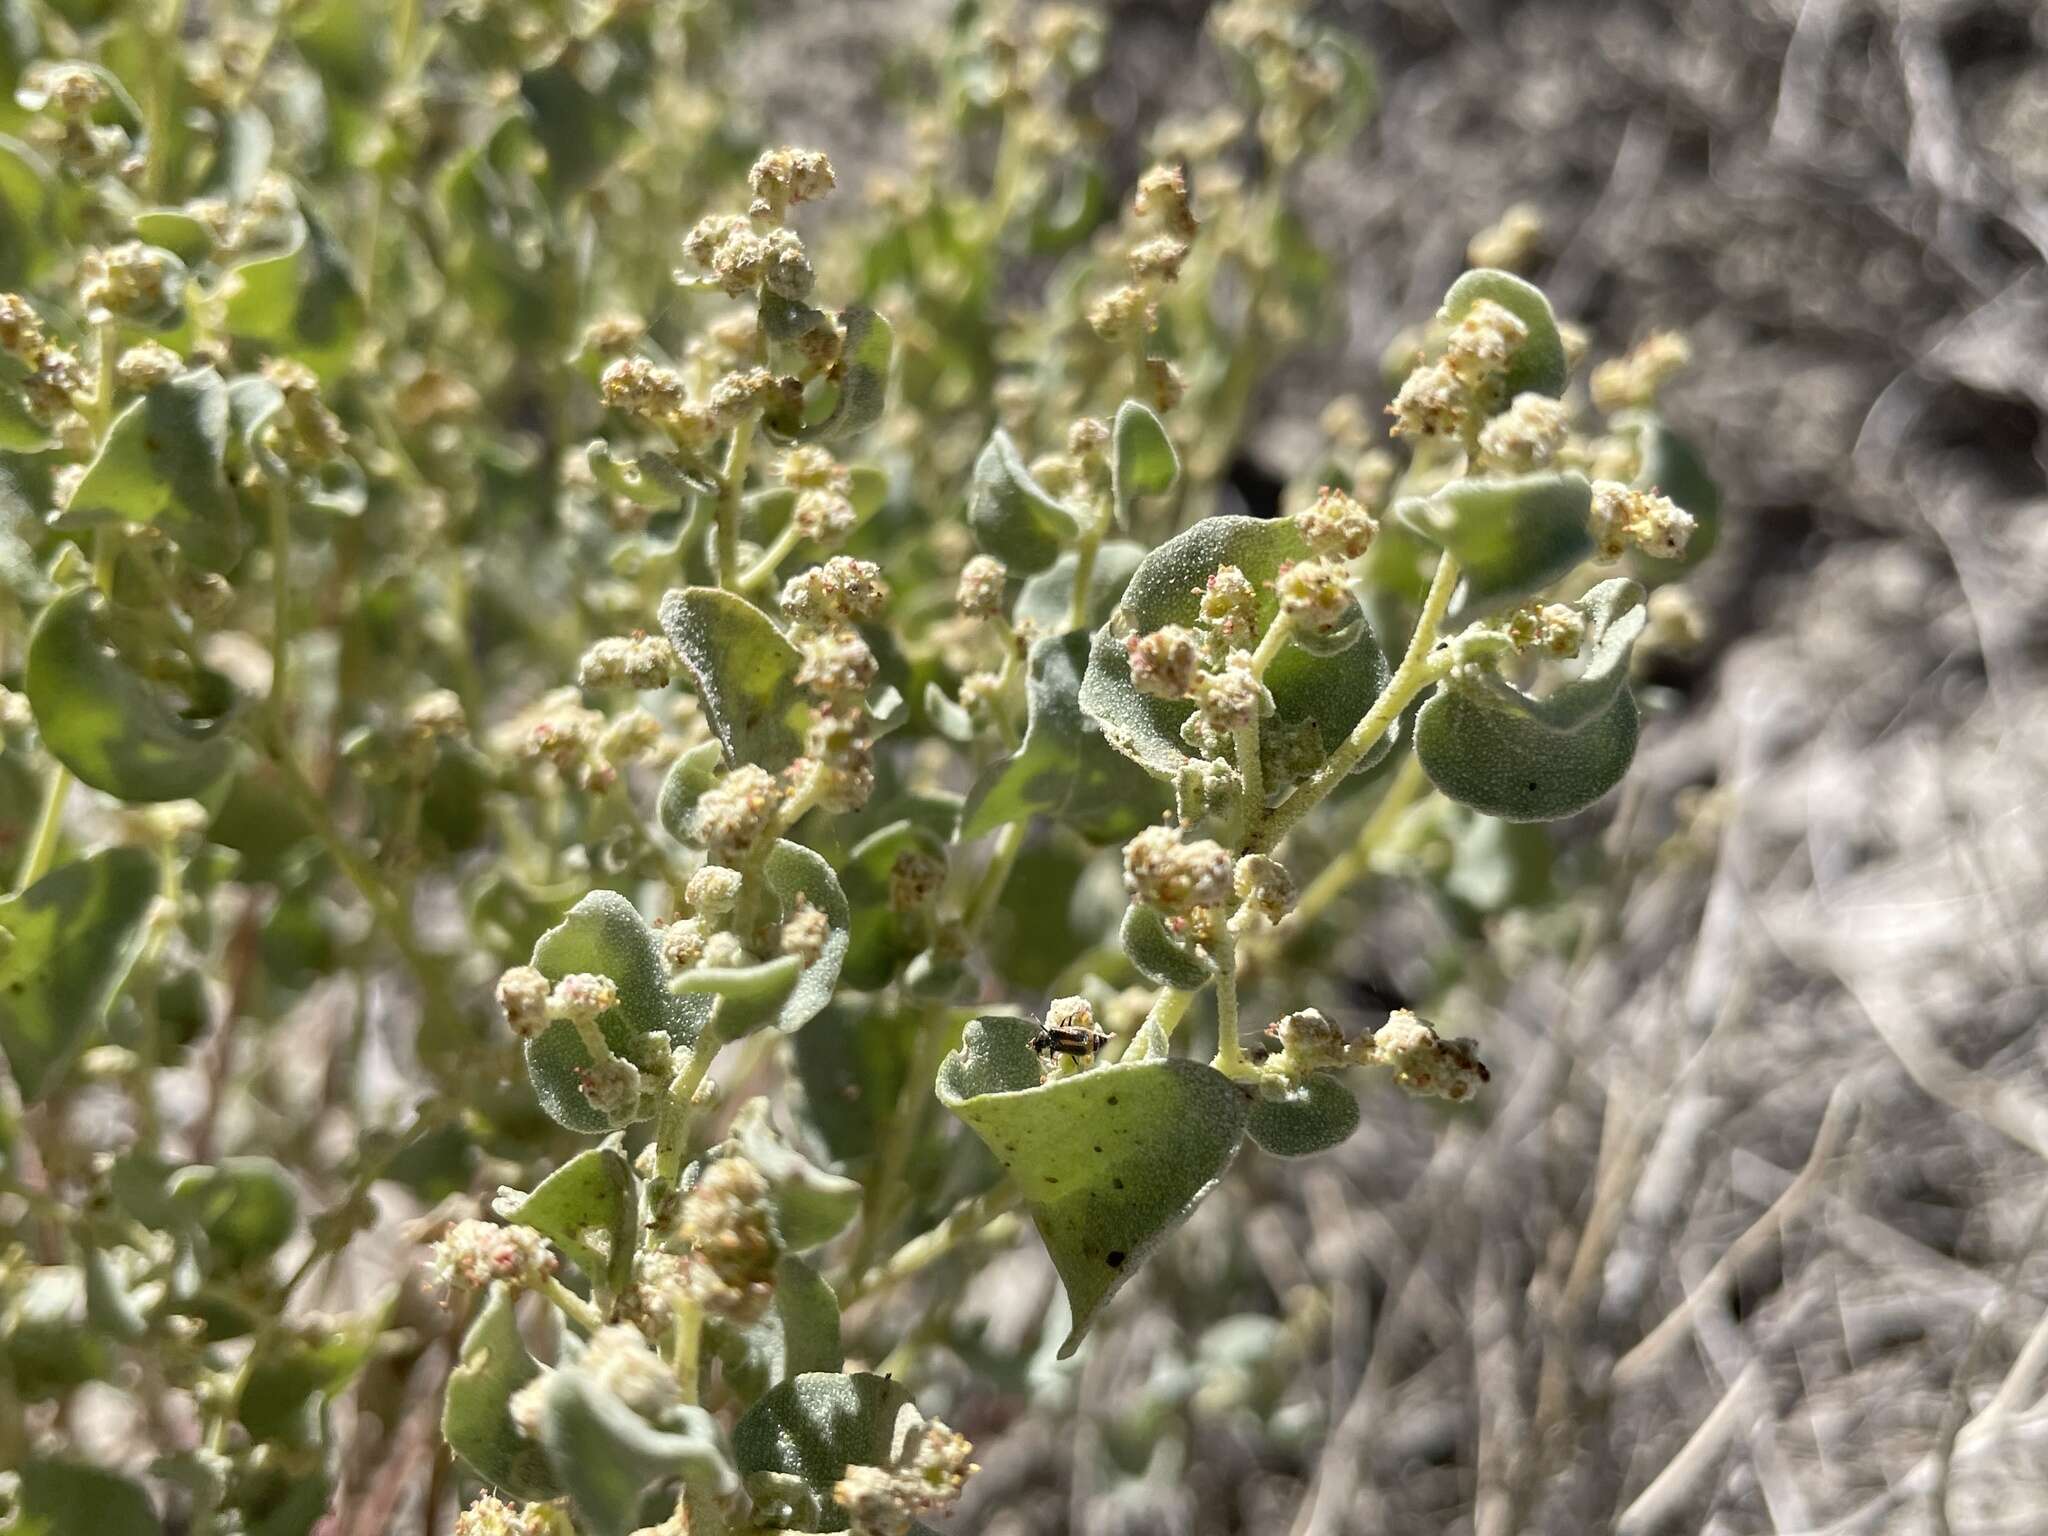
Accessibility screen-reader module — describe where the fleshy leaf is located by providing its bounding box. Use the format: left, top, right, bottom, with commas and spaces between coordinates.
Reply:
1246, 1073, 1360, 1157
13, 1460, 162, 1536
1438, 268, 1568, 401
221, 206, 363, 380
540, 1371, 737, 1536
656, 740, 724, 845
1118, 903, 1214, 990
443, 1285, 558, 1501
811, 305, 892, 442
960, 632, 1165, 844
673, 839, 849, 1042
587, 439, 700, 507
237, 1314, 383, 1447
63, 367, 241, 570
494, 1145, 636, 1297
937, 1016, 1250, 1356
167, 1157, 299, 1272
732, 1371, 919, 1532
710, 1098, 861, 1251
1616, 410, 1721, 576
0, 135, 53, 289
839, 820, 945, 989
1014, 539, 1144, 634
525, 891, 711, 1134
1393, 471, 1594, 618
706, 1254, 842, 1406
658, 587, 807, 773
1111, 399, 1178, 526
1079, 515, 1390, 781
25, 588, 239, 802
967, 428, 1081, 574
0, 847, 158, 1100
1415, 577, 1648, 821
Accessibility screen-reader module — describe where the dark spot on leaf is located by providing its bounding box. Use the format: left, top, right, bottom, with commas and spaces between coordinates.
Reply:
1527, 780, 1538, 791
1045, 1175, 1058, 1184
1112, 1177, 1124, 1189
1106, 1249, 1126, 1267
1107, 1095, 1118, 1106
1093, 1145, 1103, 1153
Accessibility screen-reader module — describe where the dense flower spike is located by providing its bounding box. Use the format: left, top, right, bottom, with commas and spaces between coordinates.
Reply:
428, 1219, 556, 1294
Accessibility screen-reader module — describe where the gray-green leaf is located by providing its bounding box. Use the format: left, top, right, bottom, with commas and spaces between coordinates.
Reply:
443, 1285, 558, 1501
1393, 471, 1594, 618
968, 429, 1081, 574
494, 1145, 637, 1297
732, 1371, 919, 1533
937, 1016, 1249, 1356
658, 588, 807, 774
1438, 268, 1569, 402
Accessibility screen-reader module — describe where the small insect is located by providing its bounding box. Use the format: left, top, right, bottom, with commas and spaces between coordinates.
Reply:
1030, 1020, 1110, 1059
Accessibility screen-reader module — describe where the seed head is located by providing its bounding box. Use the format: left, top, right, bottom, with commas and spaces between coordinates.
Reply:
781, 555, 889, 627
548, 972, 619, 1026
453, 1493, 561, 1536
686, 864, 744, 917
580, 1323, 683, 1418
1192, 653, 1270, 735
1127, 625, 1203, 700
577, 1055, 643, 1122
690, 764, 781, 859
887, 848, 945, 912
428, 1219, 556, 1295
77, 242, 175, 323
1124, 824, 1235, 914
115, 341, 182, 393
1233, 853, 1296, 924
1588, 480, 1695, 563
1476, 392, 1569, 473
676, 1155, 779, 1324
1295, 486, 1378, 560
1263, 1007, 1345, 1082
661, 917, 709, 972
956, 554, 1008, 619
496, 966, 552, 1039
747, 145, 837, 220
1355, 1010, 1490, 1102
1589, 330, 1692, 414
797, 628, 878, 703
1198, 564, 1259, 647
1502, 601, 1586, 657
1274, 558, 1353, 634
780, 899, 832, 966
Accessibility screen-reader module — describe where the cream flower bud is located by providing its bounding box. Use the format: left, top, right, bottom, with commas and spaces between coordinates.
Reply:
1123, 824, 1234, 913
1354, 1010, 1489, 1102
686, 864, 744, 917
496, 966, 552, 1039
1127, 625, 1203, 700
548, 972, 619, 1025
428, 1219, 556, 1294
1294, 485, 1378, 560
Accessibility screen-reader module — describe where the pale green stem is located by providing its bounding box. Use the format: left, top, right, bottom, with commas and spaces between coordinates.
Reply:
1286, 753, 1430, 934
543, 1276, 603, 1336
268, 479, 292, 721
1233, 724, 1263, 839
962, 820, 1026, 936
1067, 494, 1110, 632
653, 1038, 717, 1185
736, 517, 806, 594
1249, 611, 1294, 677
1209, 923, 1248, 1077
1122, 986, 1193, 1062
670, 1294, 703, 1401
1251, 553, 1460, 853
713, 417, 756, 590
841, 1180, 1024, 1305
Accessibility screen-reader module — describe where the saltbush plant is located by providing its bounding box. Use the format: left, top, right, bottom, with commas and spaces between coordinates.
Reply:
0, 2, 1718, 1533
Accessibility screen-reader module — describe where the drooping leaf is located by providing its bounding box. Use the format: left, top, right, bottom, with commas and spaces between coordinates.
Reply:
12, 1459, 162, 1536
167, 1156, 299, 1271
1014, 539, 1144, 634
937, 1016, 1250, 1356
706, 1254, 842, 1406
960, 632, 1166, 844
658, 587, 807, 774
1414, 577, 1648, 821
732, 1371, 919, 1532
1246, 1073, 1360, 1157
967, 428, 1080, 574
1616, 410, 1721, 577
1079, 515, 1390, 781
671, 839, 850, 1043
443, 1284, 558, 1501
24, 588, 239, 802
539, 1370, 737, 1536
525, 891, 712, 1134
1437, 268, 1568, 402
1118, 903, 1214, 990
62, 367, 241, 570
1393, 471, 1595, 618
810, 305, 892, 442
1111, 399, 1178, 526
221, 206, 363, 380
0, 846, 157, 1099
494, 1144, 637, 1297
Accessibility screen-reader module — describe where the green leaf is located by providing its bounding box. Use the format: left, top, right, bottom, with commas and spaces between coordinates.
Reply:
0, 846, 157, 1099
937, 1016, 1250, 1356
12, 1460, 162, 1536
540, 1370, 737, 1536
1616, 410, 1721, 576
711, 1098, 861, 1252
0, 351, 56, 451
494, 1144, 637, 1297
587, 439, 698, 508
733, 1371, 919, 1532
674, 839, 850, 1042
658, 587, 808, 774
5, 1268, 111, 1399
1438, 268, 1568, 401
443, 1284, 558, 1501
961, 632, 1166, 844
64, 367, 242, 570
810, 305, 892, 442
1118, 903, 1214, 990
1415, 577, 1648, 821
25, 588, 239, 803
1111, 399, 1178, 525
0, 134, 53, 289
1014, 539, 1144, 634
167, 1156, 299, 1271
790, 1001, 915, 1167
967, 428, 1081, 574
839, 820, 943, 989
706, 1254, 842, 1406
1440, 807, 1555, 913
525, 891, 712, 1134
656, 740, 725, 845
1079, 515, 1390, 781
237, 1313, 382, 1446
222, 206, 363, 380
1246, 1073, 1360, 1157
1393, 471, 1595, 618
